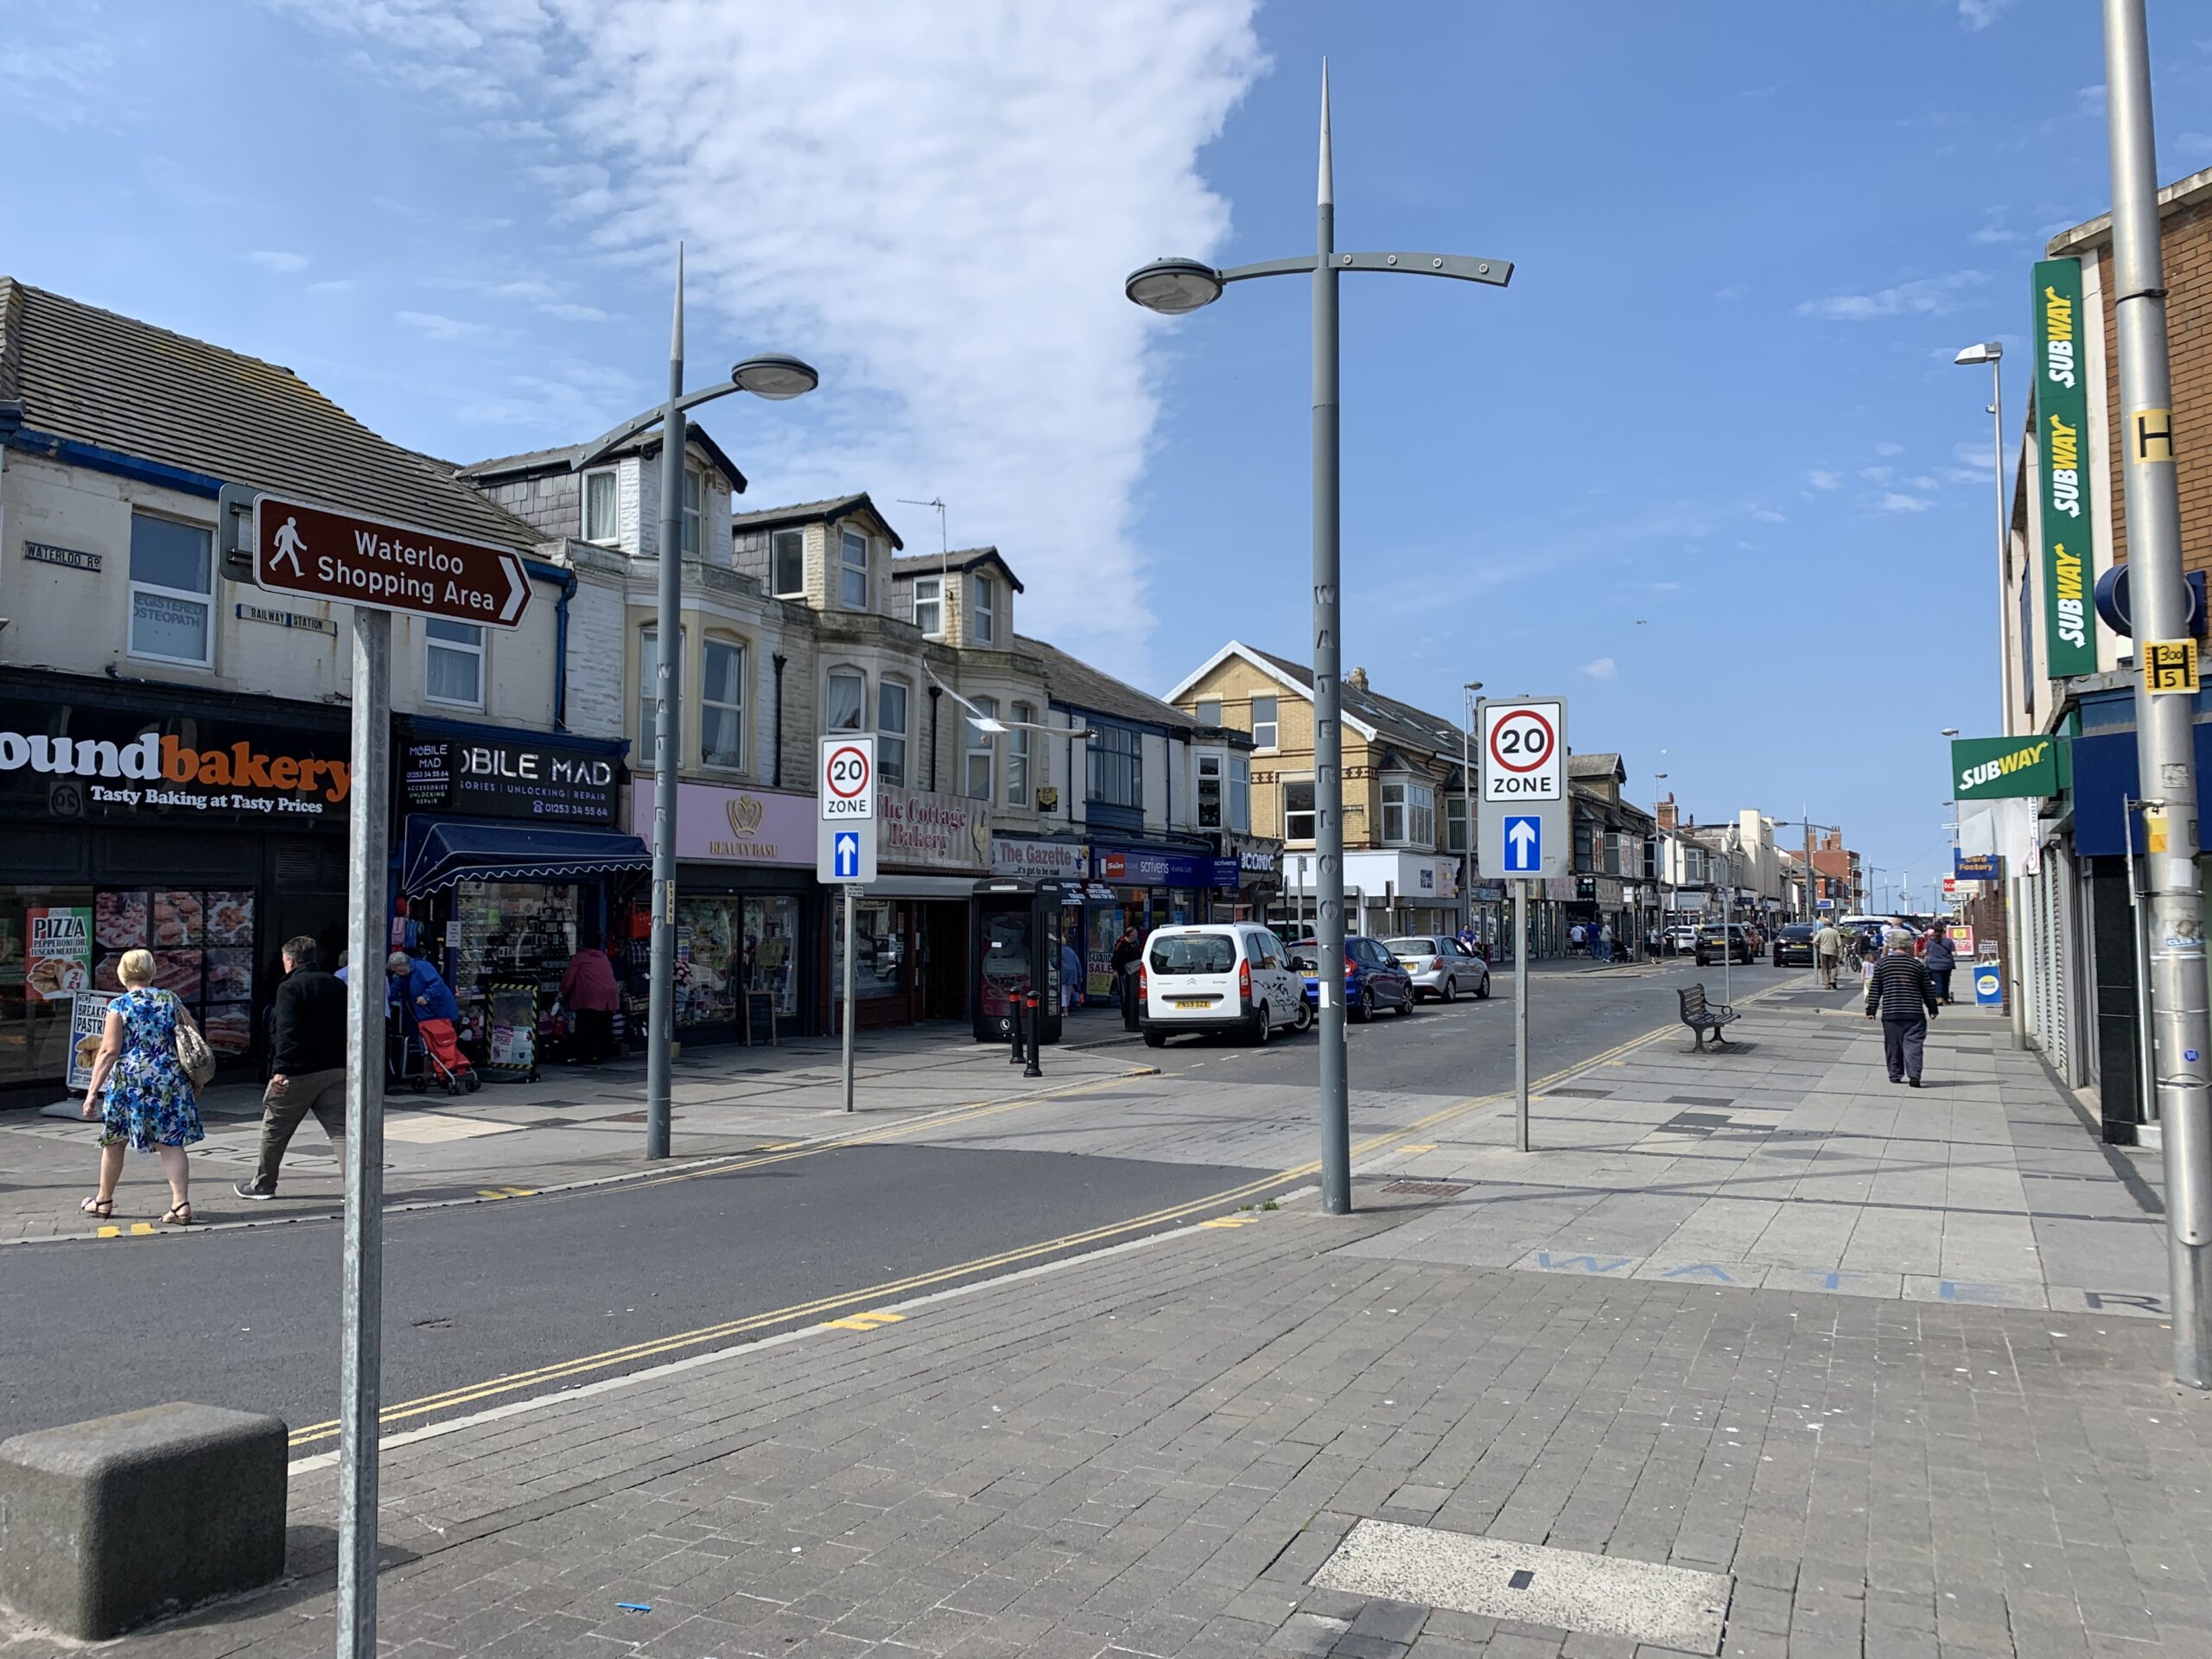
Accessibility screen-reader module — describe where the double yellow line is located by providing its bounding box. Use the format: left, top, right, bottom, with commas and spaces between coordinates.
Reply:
286, 1012, 1689, 1448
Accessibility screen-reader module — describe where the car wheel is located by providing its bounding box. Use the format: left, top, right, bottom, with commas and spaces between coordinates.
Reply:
1440, 976, 1457, 1004
1293, 999, 1313, 1033
1395, 988, 1414, 1016
1142, 1029, 1166, 1048
1475, 969, 1491, 999
1353, 988, 1374, 1023
1252, 1002, 1271, 1046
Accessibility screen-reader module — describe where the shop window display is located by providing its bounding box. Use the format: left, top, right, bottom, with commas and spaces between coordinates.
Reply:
834, 899, 905, 1000
674, 894, 801, 1029
87, 887, 257, 1058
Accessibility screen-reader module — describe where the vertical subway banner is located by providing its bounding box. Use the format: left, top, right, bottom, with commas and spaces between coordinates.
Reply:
2033, 257, 2096, 677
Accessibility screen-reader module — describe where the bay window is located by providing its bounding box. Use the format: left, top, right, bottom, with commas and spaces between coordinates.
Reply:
878, 679, 909, 787
1086, 725, 1141, 810
825, 668, 866, 733
965, 697, 997, 800
1007, 700, 1033, 807
1197, 752, 1224, 830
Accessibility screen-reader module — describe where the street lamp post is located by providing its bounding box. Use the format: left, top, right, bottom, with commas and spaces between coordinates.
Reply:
1461, 680, 1483, 948
1127, 65, 1512, 1216
1653, 773, 1669, 952
574, 249, 818, 1160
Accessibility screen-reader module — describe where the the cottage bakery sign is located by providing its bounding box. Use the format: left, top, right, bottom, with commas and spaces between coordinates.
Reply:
880, 785, 989, 871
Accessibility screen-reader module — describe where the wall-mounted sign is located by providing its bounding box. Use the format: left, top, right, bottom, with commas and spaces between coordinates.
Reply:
639, 779, 815, 866
2031, 257, 2097, 677
1952, 734, 2063, 801
1092, 845, 1237, 889
879, 785, 990, 872
1955, 852, 2001, 880
236, 601, 337, 636
22, 541, 100, 573
403, 728, 619, 823
991, 836, 1089, 880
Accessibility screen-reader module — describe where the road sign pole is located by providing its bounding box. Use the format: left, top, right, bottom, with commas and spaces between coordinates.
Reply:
1313, 81, 1351, 1217
842, 883, 857, 1113
337, 608, 391, 1659
645, 264, 687, 1163
1515, 879, 1530, 1154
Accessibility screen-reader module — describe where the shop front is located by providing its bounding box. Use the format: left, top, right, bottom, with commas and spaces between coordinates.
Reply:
641, 777, 817, 1044
0, 670, 353, 1103
1212, 832, 1284, 925
1087, 843, 1237, 991
835, 785, 994, 1030
397, 718, 645, 1075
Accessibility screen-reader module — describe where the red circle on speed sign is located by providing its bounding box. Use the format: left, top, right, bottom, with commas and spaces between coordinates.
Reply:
825, 744, 872, 800
1487, 709, 1555, 773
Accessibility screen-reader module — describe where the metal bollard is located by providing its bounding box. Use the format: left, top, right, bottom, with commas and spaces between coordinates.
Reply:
1024, 991, 1044, 1078
1008, 985, 1026, 1064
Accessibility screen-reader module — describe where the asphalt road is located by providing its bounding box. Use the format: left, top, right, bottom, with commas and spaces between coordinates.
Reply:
1, 952, 1802, 1445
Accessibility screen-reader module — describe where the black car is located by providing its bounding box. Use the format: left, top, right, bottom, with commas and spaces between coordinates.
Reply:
1771, 923, 1817, 967
1694, 924, 1758, 966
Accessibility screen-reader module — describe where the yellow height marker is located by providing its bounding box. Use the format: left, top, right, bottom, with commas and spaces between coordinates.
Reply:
1398, 1144, 1437, 1154
1199, 1215, 1258, 1230
823, 1310, 906, 1332
475, 1186, 537, 1200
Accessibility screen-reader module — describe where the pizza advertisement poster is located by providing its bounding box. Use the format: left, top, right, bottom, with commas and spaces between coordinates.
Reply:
25, 907, 92, 1003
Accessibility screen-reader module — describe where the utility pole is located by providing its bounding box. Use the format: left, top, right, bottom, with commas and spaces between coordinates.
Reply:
645, 250, 688, 1162
1311, 69, 1350, 1212
2105, 0, 2212, 1389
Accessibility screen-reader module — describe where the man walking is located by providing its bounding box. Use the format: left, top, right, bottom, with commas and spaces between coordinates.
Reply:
234, 936, 347, 1200
1109, 924, 1143, 1032
1865, 934, 1940, 1087
1923, 926, 1957, 1004
1059, 937, 1084, 1014
1813, 917, 1844, 989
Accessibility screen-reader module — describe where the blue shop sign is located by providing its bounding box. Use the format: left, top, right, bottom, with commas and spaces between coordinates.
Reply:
1954, 852, 2001, 880
1093, 846, 1240, 889
2070, 724, 2212, 857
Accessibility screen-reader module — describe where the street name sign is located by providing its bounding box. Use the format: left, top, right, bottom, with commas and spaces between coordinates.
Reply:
1477, 696, 1569, 880
819, 734, 876, 821
251, 491, 532, 628
817, 817, 879, 884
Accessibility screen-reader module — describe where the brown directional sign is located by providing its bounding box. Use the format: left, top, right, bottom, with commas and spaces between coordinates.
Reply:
251, 491, 533, 630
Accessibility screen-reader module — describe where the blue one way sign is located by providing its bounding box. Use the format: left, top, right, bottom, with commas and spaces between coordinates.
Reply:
834, 831, 861, 879
816, 815, 877, 884
1503, 815, 1541, 873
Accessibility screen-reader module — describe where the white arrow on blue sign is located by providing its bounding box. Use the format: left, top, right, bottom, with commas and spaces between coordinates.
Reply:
1503, 815, 1541, 873
834, 831, 861, 880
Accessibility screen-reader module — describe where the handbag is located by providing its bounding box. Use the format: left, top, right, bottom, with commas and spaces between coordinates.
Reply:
172, 999, 217, 1089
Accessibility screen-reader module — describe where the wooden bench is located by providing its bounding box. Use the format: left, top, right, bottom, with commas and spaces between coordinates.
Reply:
1677, 983, 1738, 1051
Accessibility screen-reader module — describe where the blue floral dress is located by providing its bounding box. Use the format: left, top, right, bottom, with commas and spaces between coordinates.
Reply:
98, 988, 205, 1153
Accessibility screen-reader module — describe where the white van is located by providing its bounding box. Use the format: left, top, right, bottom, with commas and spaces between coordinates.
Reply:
1140, 924, 1310, 1048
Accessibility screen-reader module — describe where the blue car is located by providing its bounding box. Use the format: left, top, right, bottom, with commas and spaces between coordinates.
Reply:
1287, 936, 1417, 1022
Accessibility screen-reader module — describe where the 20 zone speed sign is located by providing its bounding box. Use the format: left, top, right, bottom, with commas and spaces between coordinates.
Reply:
1481, 700, 1564, 802
820, 735, 876, 821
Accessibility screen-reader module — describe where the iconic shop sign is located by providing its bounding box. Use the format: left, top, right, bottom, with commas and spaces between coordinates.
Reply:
0, 690, 350, 826
404, 726, 619, 823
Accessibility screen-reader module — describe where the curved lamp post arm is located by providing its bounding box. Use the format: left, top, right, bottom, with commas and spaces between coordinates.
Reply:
1221, 251, 1514, 288
571, 382, 750, 471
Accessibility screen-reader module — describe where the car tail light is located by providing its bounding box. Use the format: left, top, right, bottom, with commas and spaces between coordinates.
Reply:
1344, 956, 1358, 978
1238, 958, 1251, 1004
1430, 957, 1444, 971
1138, 964, 1148, 1001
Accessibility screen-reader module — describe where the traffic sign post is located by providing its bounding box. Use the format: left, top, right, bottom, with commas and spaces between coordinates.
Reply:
819, 738, 878, 1113
1476, 696, 1569, 1154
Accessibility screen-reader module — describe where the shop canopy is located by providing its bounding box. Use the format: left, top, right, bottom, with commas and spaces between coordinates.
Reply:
401, 818, 652, 896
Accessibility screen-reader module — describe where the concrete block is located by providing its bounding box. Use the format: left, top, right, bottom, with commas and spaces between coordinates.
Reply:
0, 1402, 286, 1638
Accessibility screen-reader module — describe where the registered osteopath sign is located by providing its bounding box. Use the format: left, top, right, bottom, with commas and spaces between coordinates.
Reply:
252, 492, 532, 628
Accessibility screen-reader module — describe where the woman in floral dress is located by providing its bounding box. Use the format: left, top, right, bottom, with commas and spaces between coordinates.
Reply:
80, 948, 204, 1226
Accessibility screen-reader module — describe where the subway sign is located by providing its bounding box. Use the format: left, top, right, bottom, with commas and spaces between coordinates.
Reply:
2032, 258, 2097, 678
1952, 734, 2064, 801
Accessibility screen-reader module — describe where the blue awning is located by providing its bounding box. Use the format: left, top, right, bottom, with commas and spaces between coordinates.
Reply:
402, 817, 652, 895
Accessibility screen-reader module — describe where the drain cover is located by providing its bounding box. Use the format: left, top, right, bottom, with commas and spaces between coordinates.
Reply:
1313, 1519, 1731, 1655
1548, 1085, 1611, 1098
1381, 1180, 1470, 1198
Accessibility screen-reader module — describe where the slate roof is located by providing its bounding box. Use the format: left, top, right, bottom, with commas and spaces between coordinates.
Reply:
1244, 647, 1465, 757
1014, 633, 1194, 731
888, 546, 1025, 593
460, 423, 748, 495
1568, 753, 1625, 782
728, 492, 904, 549
0, 277, 542, 550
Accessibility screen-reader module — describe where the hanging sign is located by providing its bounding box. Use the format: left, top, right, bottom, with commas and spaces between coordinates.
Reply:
2031, 257, 2097, 677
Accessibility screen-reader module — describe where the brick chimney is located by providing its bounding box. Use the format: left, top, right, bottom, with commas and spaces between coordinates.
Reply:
1344, 666, 1369, 690
1656, 792, 1678, 830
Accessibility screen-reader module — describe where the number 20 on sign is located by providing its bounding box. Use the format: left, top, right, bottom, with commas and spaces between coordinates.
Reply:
2145, 639, 2198, 696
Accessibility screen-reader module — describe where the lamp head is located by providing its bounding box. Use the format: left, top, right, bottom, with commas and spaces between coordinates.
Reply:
731, 352, 819, 400
1953, 342, 2002, 366
1125, 257, 1224, 315
1941, 727, 1960, 736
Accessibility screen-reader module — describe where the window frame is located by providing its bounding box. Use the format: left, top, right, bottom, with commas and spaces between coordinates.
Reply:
878, 677, 910, 788
582, 467, 620, 545
1445, 791, 1468, 855
770, 528, 805, 599
971, 573, 995, 645
681, 467, 705, 557
912, 574, 944, 637
1283, 775, 1317, 842
825, 667, 868, 734
423, 618, 486, 710
839, 529, 869, 609
965, 696, 998, 802
1195, 698, 1222, 727
126, 511, 216, 669
1195, 750, 1224, 830
1230, 753, 1251, 835
637, 623, 684, 769
1250, 695, 1279, 750
1007, 700, 1034, 808
1085, 724, 1142, 810
700, 635, 747, 770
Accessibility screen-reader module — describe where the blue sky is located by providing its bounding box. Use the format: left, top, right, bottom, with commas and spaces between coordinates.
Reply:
6, 0, 2209, 901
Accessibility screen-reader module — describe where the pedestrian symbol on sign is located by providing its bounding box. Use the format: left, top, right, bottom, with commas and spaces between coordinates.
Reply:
1503, 814, 1541, 873
270, 516, 308, 576
834, 831, 861, 880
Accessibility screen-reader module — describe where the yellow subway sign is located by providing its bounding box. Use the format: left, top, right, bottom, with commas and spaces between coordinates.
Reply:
1953, 735, 2063, 801
2033, 258, 2098, 678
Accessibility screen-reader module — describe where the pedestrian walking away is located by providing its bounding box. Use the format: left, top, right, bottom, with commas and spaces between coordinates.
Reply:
1059, 938, 1084, 1014
391, 949, 477, 1089
80, 948, 206, 1226
560, 931, 621, 1064
1568, 922, 1586, 956
1597, 921, 1613, 963
1923, 925, 1957, 1004
235, 936, 348, 1200
1813, 918, 1843, 989
1109, 925, 1143, 1032
1865, 933, 1940, 1086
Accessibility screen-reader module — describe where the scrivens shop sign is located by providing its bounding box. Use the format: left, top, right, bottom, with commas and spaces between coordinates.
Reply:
0, 695, 350, 823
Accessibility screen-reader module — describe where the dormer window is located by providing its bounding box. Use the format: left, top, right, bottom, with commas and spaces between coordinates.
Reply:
682, 467, 705, 556
972, 573, 996, 645
582, 468, 620, 545
771, 529, 804, 598
840, 530, 869, 608
912, 575, 944, 637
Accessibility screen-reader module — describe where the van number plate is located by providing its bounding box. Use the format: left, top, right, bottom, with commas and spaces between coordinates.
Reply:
1175, 998, 1211, 1009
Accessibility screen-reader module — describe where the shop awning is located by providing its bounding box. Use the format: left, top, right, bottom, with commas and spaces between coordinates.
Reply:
401, 817, 652, 895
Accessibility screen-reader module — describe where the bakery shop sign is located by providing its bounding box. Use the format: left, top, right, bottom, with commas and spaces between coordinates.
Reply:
0, 696, 351, 824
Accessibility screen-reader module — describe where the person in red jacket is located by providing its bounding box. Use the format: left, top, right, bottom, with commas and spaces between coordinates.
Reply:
560, 931, 622, 1065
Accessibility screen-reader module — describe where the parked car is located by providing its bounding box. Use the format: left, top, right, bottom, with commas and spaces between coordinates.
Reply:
1383, 936, 1491, 1002
1140, 924, 1311, 1048
1694, 924, 1758, 965
1771, 923, 1818, 967
1666, 925, 1700, 955
1287, 935, 1416, 1021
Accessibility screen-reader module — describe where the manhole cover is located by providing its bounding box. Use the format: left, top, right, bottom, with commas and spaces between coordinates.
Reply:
1313, 1518, 1731, 1655
1381, 1180, 1470, 1198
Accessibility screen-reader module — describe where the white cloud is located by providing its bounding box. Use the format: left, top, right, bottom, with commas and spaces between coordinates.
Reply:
1874, 441, 1904, 456
1580, 657, 1618, 681
1958, 0, 2017, 28
1807, 468, 1842, 490
1796, 270, 1986, 321
1939, 467, 1987, 485
308, 279, 358, 295
1908, 474, 1940, 492
1713, 283, 1748, 302
1953, 441, 1995, 472
1859, 466, 1893, 484
395, 309, 490, 341
276, 0, 1266, 671
1877, 492, 1936, 513
1750, 506, 1785, 524
1650, 580, 1681, 593
248, 250, 309, 275
2079, 85, 2107, 119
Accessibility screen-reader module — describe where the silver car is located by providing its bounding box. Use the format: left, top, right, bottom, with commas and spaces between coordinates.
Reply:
1383, 936, 1491, 1002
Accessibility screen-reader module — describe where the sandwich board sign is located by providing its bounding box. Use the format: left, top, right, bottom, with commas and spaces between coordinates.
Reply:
1477, 697, 1569, 880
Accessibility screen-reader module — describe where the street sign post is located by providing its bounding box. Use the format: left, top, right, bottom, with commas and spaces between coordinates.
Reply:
251, 492, 533, 629
819, 737, 878, 1113
1475, 696, 1568, 1154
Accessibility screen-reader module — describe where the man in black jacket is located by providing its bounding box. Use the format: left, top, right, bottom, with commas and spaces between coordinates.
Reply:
1109, 925, 1143, 1032
235, 936, 349, 1199
1865, 934, 1940, 1087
